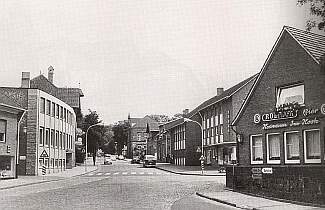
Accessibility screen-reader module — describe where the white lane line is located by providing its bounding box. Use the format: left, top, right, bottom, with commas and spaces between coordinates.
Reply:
88, 173, 94, 176
139, 172, 144, 175
131, 172, 136, 175
105, 172, 111, 175
165, 172, 170, 175
122, 172, 127, 175
97, 173, 103, 176
156, 172, 161, 175
148, 172, 153, 175
113, 172, 119, 175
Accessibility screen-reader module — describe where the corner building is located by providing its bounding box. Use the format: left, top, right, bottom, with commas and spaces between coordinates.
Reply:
230, 26, 325, 204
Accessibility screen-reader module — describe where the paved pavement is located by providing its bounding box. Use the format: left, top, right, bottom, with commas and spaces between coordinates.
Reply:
155, 163, 225, 176
0, 158, 98, 190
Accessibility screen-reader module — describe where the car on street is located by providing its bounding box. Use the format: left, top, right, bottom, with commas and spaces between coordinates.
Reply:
143, 155, 156, 168
118, 155, 125, 160
110, 155, 117, 161
131, 156, 141, 164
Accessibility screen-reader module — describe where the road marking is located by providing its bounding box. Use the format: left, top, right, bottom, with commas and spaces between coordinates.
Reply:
165, 172, 170, 175
156, 172, 161, 175
113, 172, 119, 175
105, 172, 111, 175
88, 173, 94, 176
131, 172, 136, 175
139, 172, 144, 175
97, 173, 103, 176
148, 172, 153, 175
122, 172, 127, 175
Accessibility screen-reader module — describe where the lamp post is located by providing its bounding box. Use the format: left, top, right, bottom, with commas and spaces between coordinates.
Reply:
183, 118, 204, 175
85, 122, 102, 172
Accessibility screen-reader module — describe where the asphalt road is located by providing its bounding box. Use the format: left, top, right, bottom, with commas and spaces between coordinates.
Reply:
0, 160, 229, 210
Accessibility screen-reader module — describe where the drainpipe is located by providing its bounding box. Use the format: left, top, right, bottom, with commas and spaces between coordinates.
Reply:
16, 110, 27, 178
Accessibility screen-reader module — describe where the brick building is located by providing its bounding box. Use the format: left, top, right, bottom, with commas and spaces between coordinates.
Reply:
0, 67, 83, 176
188, 75, 257, 167
230, 26, 325, 204
156, 123, 172, 163
127, 115, 159, 158
0, 93, 25, 179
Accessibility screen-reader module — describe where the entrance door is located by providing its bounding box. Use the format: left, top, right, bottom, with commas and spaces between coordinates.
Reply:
207, 150, 211, 165
66, 153, 72, 169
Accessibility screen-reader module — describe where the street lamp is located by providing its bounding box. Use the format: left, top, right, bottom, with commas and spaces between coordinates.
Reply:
183, 118, 204, 175
85, 122, 103, 172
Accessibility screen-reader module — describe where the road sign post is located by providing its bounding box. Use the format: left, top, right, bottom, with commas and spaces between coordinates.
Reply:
199, 155, 205, 175
42, 164, 46, 179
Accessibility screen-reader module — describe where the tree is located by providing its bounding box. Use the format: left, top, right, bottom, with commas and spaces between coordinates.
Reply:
298, 0, 325, 31
112, 121, 129, 155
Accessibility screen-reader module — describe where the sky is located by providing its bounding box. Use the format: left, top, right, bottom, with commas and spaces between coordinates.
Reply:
0, 0, 319, 124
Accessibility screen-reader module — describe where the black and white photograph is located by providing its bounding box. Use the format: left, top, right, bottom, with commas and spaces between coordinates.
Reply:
0, 0, 324, 209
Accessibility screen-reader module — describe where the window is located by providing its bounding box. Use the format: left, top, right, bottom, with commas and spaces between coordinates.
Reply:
284, 131, 300, 163
276, 84, 304, 107
60, 106, 63, 119
220, 113, 223, 125
39, 127, 44, 145
60, 132, 63, 149
56, 104, 60, 118
40, 97, 45, 114
51, 129, 55, 147
64, 108, 66, 122
304, 129, 321, 163
51, 102, 55, 117
0, 120, 7, 142
45, 128, 50, 146
251, 135, 263, 164
46, 100, 51, 115
55, 131, 59, 148
267, 133, 280, 164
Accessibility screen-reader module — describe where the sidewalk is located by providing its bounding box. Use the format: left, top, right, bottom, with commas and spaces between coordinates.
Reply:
0, 161, 98, 191
155, 163, 225, 176
196, 190, 324, 210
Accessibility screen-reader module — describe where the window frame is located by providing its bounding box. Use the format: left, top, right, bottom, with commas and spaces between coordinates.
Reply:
39, 127, 44, 145
250, 134, 263, 164
304, 129, 321, 164
266, 133, 281, 164
40, 97, 45, 114
284, 131, 300, 164
276, 83, 304, 107
46, 100, 51, 116
0, 119, 7, 143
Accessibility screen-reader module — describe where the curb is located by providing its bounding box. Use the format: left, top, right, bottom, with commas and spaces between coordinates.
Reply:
195, 192, 259, 210
0, 166, 98, 191
155, 166, 226, 176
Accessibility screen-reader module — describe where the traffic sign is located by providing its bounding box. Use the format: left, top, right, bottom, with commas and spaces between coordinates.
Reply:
196, 147, 201, 153
40, 150, 49, 158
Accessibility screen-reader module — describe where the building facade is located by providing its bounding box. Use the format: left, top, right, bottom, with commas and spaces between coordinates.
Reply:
0, 67, 83, 176
0, 93, 25, 179
127, 115, 159, 158
190, 75, 257, 167
230, 26, 325, 204
156, 124, 172, 163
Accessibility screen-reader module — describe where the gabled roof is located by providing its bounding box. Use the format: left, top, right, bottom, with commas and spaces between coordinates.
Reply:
232, 26, 325, 125
285, 26, 325, 64
188, 73, 258, 118
160, 118, 184, 130
129, 116, 159, 131
0, 92, 25, 111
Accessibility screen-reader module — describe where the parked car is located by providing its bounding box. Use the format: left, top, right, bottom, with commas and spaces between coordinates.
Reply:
143, 155, 156, 168
131, 156, 141, 164
104, 154, 112, 165
110, 155, 117, 161
118, 155, 125, 160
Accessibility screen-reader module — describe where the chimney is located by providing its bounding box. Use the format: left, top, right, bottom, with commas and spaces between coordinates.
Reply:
183, 109, 189, 116
21, 72, 30, 88
48, 66, 54, 83
217, 88, 224, 96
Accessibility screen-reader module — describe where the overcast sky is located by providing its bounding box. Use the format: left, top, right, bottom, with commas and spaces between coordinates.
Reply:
0, 0, 318, 123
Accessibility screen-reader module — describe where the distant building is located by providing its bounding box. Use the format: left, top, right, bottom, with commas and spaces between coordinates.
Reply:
127, 115, 159, 158
188, 74, 257, 167
0, 67, 83, 176
0, 93, 25, 179
230, 26, 325, 204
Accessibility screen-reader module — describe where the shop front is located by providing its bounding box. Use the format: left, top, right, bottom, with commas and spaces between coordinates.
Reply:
228, 26, 325, 205
0, 155, 15, 179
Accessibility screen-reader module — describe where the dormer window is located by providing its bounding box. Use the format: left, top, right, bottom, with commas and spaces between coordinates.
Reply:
276, 84, 304, 107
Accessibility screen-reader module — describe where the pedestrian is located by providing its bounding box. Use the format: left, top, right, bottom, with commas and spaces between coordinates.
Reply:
93, 154, 96, 166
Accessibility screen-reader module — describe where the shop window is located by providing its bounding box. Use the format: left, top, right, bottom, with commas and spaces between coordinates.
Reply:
40, 97, 45, 114
46, 100, 51, 115
266, 133, 280, 164
0, 120, 7, 143
276, 84, 304, 107
0, 156, 12, 177
284, 131, 300, 163
39, 127, 44, 145
250, 135, 263, 164
304, 129, 321, 163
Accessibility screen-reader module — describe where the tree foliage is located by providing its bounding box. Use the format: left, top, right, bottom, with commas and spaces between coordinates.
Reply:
112, 121, 129, 155
298, 0, 325, 31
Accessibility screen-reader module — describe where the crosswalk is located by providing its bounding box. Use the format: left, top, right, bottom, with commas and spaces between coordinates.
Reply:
85, 171, 171, 177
